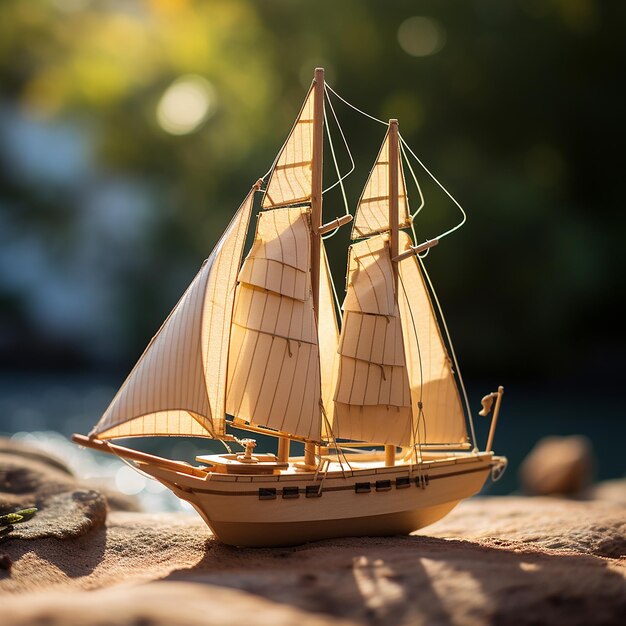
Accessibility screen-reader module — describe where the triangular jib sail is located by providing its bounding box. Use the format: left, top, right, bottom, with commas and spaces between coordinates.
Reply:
90, 186, 256, 440
351, 128, 411, 239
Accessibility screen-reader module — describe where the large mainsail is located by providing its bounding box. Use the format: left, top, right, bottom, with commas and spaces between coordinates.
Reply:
226, 206, 322, 442
351, 128, 411, 239
90, 186, 256, 440
333, 235, 413, 446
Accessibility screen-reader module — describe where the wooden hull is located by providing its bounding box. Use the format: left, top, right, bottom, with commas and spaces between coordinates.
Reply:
139, 452, 499, 547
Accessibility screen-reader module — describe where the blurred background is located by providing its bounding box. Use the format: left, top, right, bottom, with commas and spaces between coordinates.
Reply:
1, 0, 624, 504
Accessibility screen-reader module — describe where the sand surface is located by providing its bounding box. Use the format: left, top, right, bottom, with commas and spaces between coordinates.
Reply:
1, 441, 625, 625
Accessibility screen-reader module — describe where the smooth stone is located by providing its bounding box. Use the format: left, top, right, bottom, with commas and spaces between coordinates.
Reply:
519, 435, 594, 496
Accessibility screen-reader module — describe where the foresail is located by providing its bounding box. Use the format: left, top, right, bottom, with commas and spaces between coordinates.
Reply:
351, 129, 411, 240
342, 236, 395, 315
262, 86, 315, 209
396, 232, 468, 445
90, 187, 255, 440
238, 205, 311, 300
226, 206, 322, 442
333, 235, 413, 446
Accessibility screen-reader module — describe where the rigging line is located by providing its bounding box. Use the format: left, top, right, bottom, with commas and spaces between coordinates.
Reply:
320, 401, 352, 473
400, 141, 425, 219
322, 85, 356, 198
321, 99, 351, 241
325, 84, 388, 127
399, 134, 467, 241
418, 256, 478, 451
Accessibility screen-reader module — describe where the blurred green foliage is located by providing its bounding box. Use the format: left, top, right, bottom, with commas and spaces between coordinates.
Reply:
0, 0, 624, 387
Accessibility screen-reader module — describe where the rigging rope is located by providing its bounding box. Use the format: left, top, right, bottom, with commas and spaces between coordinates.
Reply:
326, 82, 468, 244
321, 96, 352, 241
325, 84, 388, 127
322, 84, 355, 199
399, 134, 467, 242
400, 141, 425, 220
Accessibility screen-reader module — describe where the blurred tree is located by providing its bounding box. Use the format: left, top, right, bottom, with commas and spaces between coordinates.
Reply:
0, 0, 624, 389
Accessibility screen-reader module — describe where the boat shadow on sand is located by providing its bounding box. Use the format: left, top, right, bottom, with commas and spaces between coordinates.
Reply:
161, 533, 626, 626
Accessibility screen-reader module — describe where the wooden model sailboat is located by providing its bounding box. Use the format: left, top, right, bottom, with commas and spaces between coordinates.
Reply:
73, 69, 507, 547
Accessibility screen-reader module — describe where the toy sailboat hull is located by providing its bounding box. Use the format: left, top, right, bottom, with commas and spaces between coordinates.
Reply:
139, 452, 501, 547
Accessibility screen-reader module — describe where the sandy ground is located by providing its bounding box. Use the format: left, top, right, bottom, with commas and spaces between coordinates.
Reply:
1, 441, 625, 626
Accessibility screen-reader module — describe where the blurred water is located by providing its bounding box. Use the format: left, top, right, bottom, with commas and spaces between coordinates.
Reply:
0, 373, 623, 512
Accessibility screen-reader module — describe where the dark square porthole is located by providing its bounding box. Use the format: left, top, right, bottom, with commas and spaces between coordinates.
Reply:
282, 486, 300, 499
375, 480, 392, 492
396, 476, 410, 489
259, 488, 277, 500
355, 482, 371, 494
305, 485, 322, 498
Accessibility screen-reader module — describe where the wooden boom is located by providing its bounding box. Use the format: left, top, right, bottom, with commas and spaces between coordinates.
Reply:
71, 433, 209, 477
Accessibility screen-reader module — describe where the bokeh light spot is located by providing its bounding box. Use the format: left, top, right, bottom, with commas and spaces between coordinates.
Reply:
157, 75, 216, 135
398, 17, 446, 57
115, 465, 147, 495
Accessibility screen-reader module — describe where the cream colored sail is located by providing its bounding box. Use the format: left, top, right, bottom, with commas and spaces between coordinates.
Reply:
226, 206, 322, 442
319, 243, 340, 429
396, 232, 468, 445
262, 86, 315, 209
351, 129, 411, 240
90, 187, 256, 440
333, 235, 414, 446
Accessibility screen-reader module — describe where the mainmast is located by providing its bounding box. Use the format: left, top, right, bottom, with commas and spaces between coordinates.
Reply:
388, 119, 400, 287
386, 119, 400, 467
304, 67, 325, 467
310, 67, 325, 321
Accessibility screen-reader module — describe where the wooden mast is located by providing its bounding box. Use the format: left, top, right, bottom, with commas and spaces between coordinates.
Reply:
304, 67, 325, 467
386, 119, 400, 467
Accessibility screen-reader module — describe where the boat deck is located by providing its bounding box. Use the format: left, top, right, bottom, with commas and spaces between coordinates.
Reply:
195, 450, 499, 480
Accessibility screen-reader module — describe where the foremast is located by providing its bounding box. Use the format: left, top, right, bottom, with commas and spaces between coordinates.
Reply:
386, 119, 400, 466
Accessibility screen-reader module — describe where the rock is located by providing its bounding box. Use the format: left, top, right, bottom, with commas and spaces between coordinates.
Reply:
0, 438, 74, 476
589, 479, 626, 506
3, 582, 355, 626
519, 435, 594, 496
0, 440, 107, 541
422, 496, 626, 558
